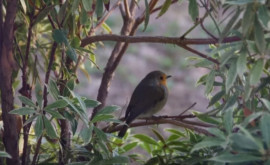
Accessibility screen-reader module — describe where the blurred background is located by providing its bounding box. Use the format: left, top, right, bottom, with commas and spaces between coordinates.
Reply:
77, 1, 212, 136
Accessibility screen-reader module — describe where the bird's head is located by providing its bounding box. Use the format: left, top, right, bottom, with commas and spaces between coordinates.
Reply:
144, 71, 171, 86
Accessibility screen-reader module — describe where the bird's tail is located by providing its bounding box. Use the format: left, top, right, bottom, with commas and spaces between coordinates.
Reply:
118, 125, 128, 138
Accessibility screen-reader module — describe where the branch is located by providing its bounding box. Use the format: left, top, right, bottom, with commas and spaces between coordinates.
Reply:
81, 34, 241, 47
105, 117, 214, 136
123, 0, 130, 18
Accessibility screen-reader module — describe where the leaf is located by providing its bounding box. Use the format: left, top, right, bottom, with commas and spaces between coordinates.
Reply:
193, 112, 220, 125
223, 108, 233, 134
188, 0, 199, 22
45, 109, 65, 119
250, 59, 264, 85
243, 107, 255, 127
63, 79, 75, 97
241, 112, 263, 128
220, 8, 241, 39
43, 116, 58, 139
191, 138, 225, 153
48, 79, 60, 100
157, 0, 172, 18
80, 124, 93, 144
0, 151, 11, 158
9, 107, 36, 115
257, 5, 270, 30
261, 98, 270, 111
18, 96, 36, 108
152, 129, 166, 144
66, 46, 77, 62
44, 99, 68, 111
222, 94, 237, 111
205, 70, 215, 95
254, 16, 266, 54
143, 0, 150, 31
242, 4, 255, 36
82, 0, 93, 12
133, 134, 159, 145
123, 142, 138, 152
84, 99, 100, 108
237, 50, 247, 76
94, 156, 129, 165
71, 0, 80, 14
35, 80, 43, 108
34, 115, 44, 139
230, 133, 260, 151
208, 90, 225, 107
80, 7, 88, 25
52, 29, 68, 45
32, 5, 54, 26
96, 0, 103, 19
209, 152, 262, 163
226, 59, 237, 93
96, 105, 120, 116
260, 113, 270, 148
70, 37, 81, 48
207, 128, 226, 140
23, 114, 38, 126
58, 1, 68, 24
165, 128, 186, 137
93, 126, 107, 141
91, 114, 114, 123
20, 0, 27, 13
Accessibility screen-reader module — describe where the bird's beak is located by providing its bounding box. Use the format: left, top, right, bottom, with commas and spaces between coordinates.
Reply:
166, 75, 172, 79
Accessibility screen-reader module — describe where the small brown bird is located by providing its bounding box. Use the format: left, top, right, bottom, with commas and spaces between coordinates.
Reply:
118, 71, 171, 138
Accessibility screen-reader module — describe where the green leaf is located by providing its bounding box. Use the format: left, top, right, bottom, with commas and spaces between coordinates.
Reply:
123, 142, 138, 152
257, 5, 270, 30
9, 107, 36, 115
32, 5, 54, 25
220, 8, 241, 39
188, 0, 199, 22
152, 129, 166, 144
222, 94, 237, 111
74, 94, 86, 113
43, 116, 58, 139
237, 50, 247, 76
224, 0, 257, 5
250, 59, 264, 85
226, 60, 237, 93
52, 29, 68, 45
223, 108, 233, 134
0, 151, 11, 158
254, 16, 266, 54
191, 138, 225, 153
63, 79, 75, 97
209, 152, 262, 163
207, 128, 226, 140
94, 156, 129, 165
35, 81, 43, 108
93, 126, 107, 141
91, 114, 114, 123
58, 1, 68, 24
45, 109, 65, 119
34, 115, 44, 138
143, 0, 150, 31
241, 112, 263, 127
96, 105, 120, 116
230, 133, 260, 151
82, 0, 93, 12
205, 70, 215, 95
157, 0, 172, 18
261, 98, 270, 111
44, 99, 68, 111
84, 99, 100, 108
66, 46, 77, 62
194, 112, 220, 125
208, 90, 225, 107
80, 124, 93, 144
165, 128, 186, 137
48, 79, 60, 100
23, 114, 38, 127
134, 134, 159, 145
70, 37, 81, 48
242, 4, 255, 36
260, 113, 270, 148
96, 0, 103, 19
80, 7, 88, 25
71, 0, 80, 14
18, 96, 36, 108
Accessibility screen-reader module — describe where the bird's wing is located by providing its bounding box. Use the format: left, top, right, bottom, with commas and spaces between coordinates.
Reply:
125, 84, 165, 124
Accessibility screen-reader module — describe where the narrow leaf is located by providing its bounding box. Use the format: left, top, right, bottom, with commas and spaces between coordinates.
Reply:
260, 113, 270, 148
9, 107, 36, 115
44, 99, 68, 111
34, 115, 44, 138
223, 108, 233, 134
157, 0, 172, 18
35, 81, 43, 108
133, 134, 159, 145
226, 60, 237, 93
45, 109, 65, 119
18, 96, 36, 108
143, 0, 150, 31
191, 138, 225, 153
250, 59, 264, 85
43, 116, 58, 139
237, 50, 247, 76
208, 90, 225, 107
242, 4, 255, 36
96, 0, 103, 19
82, 0, 93, 12
189, 0, 199, 22
209, 152, 262, 163
254, 16, 266, 54
205, 70, 215, 95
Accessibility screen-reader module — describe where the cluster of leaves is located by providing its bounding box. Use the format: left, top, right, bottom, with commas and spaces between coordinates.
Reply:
187, 0, 270, 164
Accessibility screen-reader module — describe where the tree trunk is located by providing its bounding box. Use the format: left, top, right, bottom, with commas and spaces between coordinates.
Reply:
0, 0, 20, 164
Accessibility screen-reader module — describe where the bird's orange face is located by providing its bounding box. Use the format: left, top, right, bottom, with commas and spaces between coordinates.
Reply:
159, 74, 171, 86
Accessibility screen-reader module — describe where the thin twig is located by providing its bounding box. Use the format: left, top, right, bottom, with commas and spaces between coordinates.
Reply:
178, 102, 196, 116
200, 21, 218, 40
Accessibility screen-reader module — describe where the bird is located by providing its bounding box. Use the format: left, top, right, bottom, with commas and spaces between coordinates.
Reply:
118, 70, 171, 138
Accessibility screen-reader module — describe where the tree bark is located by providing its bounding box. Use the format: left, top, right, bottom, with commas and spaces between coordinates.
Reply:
0, 0, 20, 164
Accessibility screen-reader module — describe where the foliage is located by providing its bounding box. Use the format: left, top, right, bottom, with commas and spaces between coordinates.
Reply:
0, 0, 270, 164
